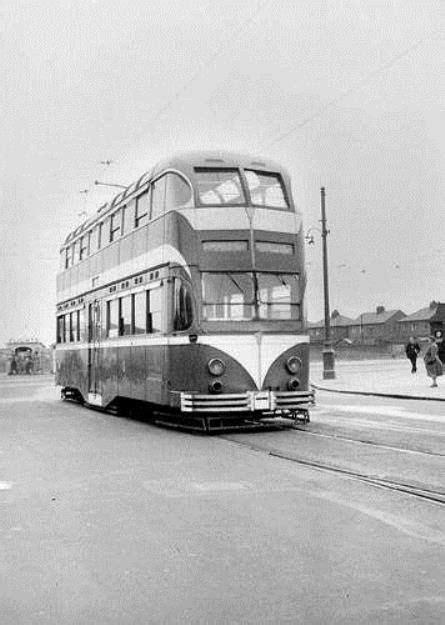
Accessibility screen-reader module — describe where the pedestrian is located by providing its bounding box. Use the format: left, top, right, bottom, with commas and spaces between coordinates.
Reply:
434, 330, 445, 365
405, 336, 420, 373
8, 354, 17, 375
423, 336, 443, 388
25, 355, 33, 375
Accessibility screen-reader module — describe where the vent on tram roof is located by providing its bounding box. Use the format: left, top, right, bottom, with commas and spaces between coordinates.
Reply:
205, 158, 224, 163
250, 161, 266, 167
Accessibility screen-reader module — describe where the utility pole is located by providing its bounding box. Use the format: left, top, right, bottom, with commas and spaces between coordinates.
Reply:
320, 187, 335, 379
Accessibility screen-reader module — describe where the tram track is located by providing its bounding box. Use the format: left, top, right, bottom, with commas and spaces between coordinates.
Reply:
221, 434, 445, 506
290, 425, 445, 457
73, 400, 445, 505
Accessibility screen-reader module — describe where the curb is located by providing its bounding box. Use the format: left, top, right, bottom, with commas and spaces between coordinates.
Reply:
311, 383, 445, 402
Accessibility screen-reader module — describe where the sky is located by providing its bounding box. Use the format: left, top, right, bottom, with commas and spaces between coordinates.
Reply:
0, 0, 443, 345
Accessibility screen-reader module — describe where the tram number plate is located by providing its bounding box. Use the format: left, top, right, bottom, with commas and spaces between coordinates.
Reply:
253, 392, 270, 411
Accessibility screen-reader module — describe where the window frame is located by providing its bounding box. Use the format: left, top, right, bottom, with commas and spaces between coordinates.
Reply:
150, 175, 167, 220
79, 232, 91, 260
135, 188, 150, 228
118, 295, 132, 336
194, 167, 247, 207
244, 169, 290, 210
109, 209, 122, 242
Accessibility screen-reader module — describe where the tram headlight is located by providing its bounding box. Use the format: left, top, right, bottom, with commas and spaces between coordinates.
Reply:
287, 377, 300, 391
286, 356, 301, 374
207, 358, 226, 376
209, 380, 223, 394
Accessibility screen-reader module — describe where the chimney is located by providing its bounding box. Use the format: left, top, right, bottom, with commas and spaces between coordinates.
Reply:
376, 305, 385, 315
429, 300, 438, 310
331, 309, 340, 319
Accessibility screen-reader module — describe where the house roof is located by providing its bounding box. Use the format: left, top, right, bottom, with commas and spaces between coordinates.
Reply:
350, 309, 405, 326
308, 314, 355, 329
399, 302, 445, 323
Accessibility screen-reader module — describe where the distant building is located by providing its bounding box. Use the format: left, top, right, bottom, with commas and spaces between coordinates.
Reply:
307, 310, 355, 344
349, 306, 406, 345
1, 338, 53, 374
397, 301, 445, 341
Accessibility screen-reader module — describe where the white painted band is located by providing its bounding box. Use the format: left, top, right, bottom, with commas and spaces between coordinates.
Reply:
178, 206, 302, 233
57, 244, 190, 303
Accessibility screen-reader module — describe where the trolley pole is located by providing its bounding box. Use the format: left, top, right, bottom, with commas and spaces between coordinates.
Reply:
320, 187, 335, 379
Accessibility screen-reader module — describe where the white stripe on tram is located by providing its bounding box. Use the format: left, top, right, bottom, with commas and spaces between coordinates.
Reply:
58, 244, 190, 302
56, 334, 310, 389
178, 206, 303, 233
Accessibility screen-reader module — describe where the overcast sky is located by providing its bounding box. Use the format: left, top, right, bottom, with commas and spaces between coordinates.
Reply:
0, 0, 443, 345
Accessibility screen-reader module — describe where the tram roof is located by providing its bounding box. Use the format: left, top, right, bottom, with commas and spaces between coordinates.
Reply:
63, 150, 290, 245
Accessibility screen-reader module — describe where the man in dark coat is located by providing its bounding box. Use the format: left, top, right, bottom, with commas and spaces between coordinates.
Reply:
434, 330, 445, 364
405, 336, 420, 373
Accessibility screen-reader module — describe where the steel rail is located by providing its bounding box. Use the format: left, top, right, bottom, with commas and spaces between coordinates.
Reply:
222, 437, 445, 506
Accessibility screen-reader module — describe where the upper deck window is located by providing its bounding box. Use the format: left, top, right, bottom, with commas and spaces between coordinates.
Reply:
90, 223, 103, 253
165, 173, 192, 207
79, 232, 91, 260
64, 246, 71, 269
151, 176, 167, 219
244, 170, 289, 209
135, 189, 150, 228
195, 168, 246, 206
110, 209, 122, 242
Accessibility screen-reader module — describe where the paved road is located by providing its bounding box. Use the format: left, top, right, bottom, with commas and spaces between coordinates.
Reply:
0, 377, 443, 624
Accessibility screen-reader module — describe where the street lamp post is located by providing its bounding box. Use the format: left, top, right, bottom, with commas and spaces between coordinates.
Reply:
320, 187, 335, 379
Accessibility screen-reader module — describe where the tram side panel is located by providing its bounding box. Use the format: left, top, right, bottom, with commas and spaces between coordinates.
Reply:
131, 343, 146, 401
56, 346, 88, 395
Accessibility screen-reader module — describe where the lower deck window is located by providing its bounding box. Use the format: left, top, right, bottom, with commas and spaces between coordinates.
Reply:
119, 296, 132, 335
106, 286, 164, 337
149, 288, 162, 333
57, 316, 65, 343
173, 279, 193, 331
202, 272, 254, 320
107, 299, 119, 338
133, 291, 148, 334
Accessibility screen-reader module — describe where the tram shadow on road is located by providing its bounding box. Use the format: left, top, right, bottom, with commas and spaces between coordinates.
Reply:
104, 399, 303, 435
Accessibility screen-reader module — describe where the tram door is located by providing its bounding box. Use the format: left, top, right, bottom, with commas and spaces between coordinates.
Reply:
87, 300, 102, 402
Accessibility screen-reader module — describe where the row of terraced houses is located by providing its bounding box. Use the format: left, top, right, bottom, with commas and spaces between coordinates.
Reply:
307, 301, 445, 345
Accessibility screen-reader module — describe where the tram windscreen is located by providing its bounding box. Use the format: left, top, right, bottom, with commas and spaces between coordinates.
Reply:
202, 272, 254, 320
244, 170, 289, 209
195, 168, 246, 205
257, 272, 300, 319
202, 272, 300, 320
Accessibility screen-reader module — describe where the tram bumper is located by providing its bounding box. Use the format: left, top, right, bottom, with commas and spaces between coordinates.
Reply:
179, 389, 314, 414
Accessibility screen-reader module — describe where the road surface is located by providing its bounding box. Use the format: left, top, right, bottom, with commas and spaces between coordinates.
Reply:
0, 376, 443, 624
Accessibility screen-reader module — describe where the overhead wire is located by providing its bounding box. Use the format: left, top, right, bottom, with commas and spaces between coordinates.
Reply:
145, 0, 271, 126
263, 28, 442, 148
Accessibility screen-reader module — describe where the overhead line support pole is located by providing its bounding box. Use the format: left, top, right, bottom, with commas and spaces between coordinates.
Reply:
320, 186, 335, 379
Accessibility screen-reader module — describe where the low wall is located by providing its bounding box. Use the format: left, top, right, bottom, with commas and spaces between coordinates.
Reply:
309, 343, 409, 361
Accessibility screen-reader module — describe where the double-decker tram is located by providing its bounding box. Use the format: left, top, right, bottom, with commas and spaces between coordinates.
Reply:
56, 151, 314, 431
